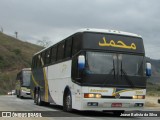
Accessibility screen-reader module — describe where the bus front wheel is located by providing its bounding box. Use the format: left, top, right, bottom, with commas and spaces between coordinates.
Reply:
63, 92, 72, 112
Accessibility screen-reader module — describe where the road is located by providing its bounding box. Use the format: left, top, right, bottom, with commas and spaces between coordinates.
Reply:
0, 95, 159, 120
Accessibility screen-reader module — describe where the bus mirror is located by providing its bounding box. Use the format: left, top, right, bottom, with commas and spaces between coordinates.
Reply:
146, 63, 151, 77
78, 55, 85, 70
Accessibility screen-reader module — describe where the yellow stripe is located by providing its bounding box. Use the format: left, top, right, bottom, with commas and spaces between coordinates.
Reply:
112, 88, 116, 96
38, 54, 49, 102
43, 68, 49, 102
112, 88, 143, 96
31, 74, 43, 88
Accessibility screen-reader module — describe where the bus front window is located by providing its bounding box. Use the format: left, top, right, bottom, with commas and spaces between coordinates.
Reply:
86, 52, 114, 74
120, 54, 144, 76
22, 71, 31, 87
85, 52, 144, 76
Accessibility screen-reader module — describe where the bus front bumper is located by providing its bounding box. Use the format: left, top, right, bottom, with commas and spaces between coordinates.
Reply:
21, 91, 31, 98
81, 98, 145, 111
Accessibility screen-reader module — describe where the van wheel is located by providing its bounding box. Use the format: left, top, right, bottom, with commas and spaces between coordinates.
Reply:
63, 92, 72, 112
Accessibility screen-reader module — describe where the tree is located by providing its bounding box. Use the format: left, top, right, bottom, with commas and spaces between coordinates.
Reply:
37, 37, 52, 47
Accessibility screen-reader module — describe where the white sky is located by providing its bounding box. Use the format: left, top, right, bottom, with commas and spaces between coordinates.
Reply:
0, 0, 160, 59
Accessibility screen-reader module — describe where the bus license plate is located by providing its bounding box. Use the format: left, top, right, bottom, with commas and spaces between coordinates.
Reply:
111, 103, 122, 107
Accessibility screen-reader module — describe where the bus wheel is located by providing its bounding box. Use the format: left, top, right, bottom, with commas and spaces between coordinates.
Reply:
37, 91, 43, 106
35, 91, 38, 104
63, 92, 72, 112
19, 91, 23, 99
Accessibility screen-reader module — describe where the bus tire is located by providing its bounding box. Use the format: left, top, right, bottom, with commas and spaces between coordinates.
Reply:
19, 91, 23, 99
37, 91, 44, 106
44, 102, 50, 106
35, 91, 38, 105
34, 89, 37, 103
16, 90, 19, 98
63, 91, 72, 112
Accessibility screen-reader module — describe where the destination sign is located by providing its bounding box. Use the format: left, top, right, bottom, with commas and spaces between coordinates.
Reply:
82, 32, 145, 54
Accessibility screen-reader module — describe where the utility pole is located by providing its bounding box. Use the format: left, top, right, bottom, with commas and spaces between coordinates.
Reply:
15, 32, 18, 38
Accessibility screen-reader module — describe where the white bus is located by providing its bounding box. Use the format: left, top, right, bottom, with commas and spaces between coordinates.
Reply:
30, 28, 151, 115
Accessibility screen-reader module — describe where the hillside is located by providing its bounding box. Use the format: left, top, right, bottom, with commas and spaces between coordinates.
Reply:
0, 32, 43, 94
146, 59, 160, 96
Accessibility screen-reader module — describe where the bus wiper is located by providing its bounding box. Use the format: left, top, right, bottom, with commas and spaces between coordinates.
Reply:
102, 60, 116, 86
113, 59, 116, 77
109, 59, 116, 77
120, 62, 135, 88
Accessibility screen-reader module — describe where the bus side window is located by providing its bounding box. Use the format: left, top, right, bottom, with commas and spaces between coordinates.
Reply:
34, 56, 38, 68
37, 54, 42, 68
65, 38, 72, 59
71, 54, 80, 80
72, 34, 82, 56
32, 57, 35, 69
57, 42, 65, 61
51, 45, 57, 63
45, 49, 51, 65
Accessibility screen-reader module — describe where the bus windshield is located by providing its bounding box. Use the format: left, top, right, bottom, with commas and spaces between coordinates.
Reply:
86, 52, 144, 76
86, 52, 114, 74
22, 71, 31, 87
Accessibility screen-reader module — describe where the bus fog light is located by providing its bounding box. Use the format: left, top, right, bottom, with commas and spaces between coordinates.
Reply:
87, 102, 98, 106
133, 95, 145, 99
134, 103, 144, 107
22, 89, 27, 92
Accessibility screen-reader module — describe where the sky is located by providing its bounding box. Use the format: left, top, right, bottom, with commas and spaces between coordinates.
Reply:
0, 0, 160, 59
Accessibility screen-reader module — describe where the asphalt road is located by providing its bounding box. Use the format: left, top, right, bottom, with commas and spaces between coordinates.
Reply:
0, 95, 159, 120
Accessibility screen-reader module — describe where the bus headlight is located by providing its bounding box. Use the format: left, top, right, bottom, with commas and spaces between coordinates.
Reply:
21, 89, 27, 92
132, 95, 145, 99
84, 93, 101, 98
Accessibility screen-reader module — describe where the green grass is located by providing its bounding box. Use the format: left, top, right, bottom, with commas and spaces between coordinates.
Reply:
0, 32, 43, 94
146, 82, 160, 97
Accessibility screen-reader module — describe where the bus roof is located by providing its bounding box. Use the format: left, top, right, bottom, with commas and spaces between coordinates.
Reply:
34, 28, 142, 56
77, 28, 142, 38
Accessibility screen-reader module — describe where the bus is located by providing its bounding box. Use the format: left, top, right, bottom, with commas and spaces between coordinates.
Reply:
16, 68, 31, 98
30, 28, 151, 115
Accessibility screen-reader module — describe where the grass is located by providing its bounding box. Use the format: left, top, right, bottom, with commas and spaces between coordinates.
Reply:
0, 32, 43, 94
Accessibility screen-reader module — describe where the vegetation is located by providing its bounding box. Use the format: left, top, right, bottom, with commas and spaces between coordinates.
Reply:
0, 32, 43, 95
146, 82, 160, 96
